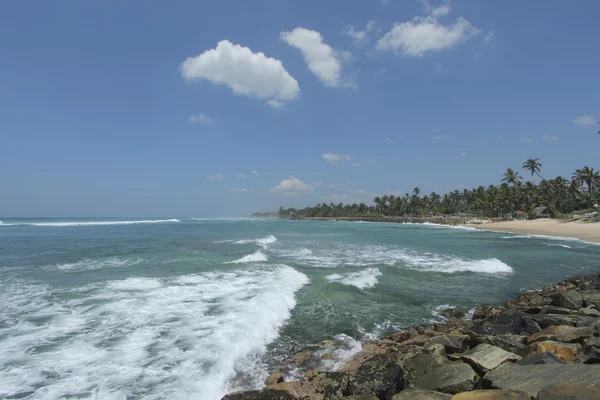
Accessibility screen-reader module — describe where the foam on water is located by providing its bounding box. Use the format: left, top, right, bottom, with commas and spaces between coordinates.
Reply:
326, 268, 382, 289
316, 334, 363, 371
234, 235, 278, 248
0, 219, 180, 227
225, 250, 268, 264
545, 243, 573, 249
0, 265, 309, 400
55, 257, 144, 271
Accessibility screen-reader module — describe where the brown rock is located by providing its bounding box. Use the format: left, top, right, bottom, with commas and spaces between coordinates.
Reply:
269, 371, 351, 400
536, 341, 582, 363
450, 390, 531, 399
582, 291, 600, 309
392, 389, 452, 399
292, 350, 313, 365
431, 335, 465, 354
537, 382, 600, 400
526, 325, 593, 344
504, 292, 552, 310
472, 304, 502, 320
448, 344, 521, 376
222, 388, 299, 400
551, 291, 584, 309
266, 371, 285, 385
321, 353, 333, 360
579, 307, 600, 317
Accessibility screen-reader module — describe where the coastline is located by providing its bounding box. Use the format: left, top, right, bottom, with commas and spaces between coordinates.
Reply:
226, 274, 600, 399
466, 219, 600, 244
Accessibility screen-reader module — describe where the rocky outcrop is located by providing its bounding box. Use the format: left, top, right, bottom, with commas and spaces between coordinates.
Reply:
223, 275, 600, 400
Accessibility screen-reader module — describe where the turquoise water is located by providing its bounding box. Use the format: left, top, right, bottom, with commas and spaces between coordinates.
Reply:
1, 217, 600, 399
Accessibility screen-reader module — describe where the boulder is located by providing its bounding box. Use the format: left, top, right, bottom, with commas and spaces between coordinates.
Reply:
482, 364, 600, 397
344, 396, 379, 400
352, 354, 404, 400
582, 291, 600, 309
431, 335, 465, 354
471, 311, 540, 336
516, 352, 565, 365
504, 292, 552, 310
448, 344, 521, 376
580, 307, 600, 317
404, 344, 479, 394
537, 382, 600, 399
536, 341, 582, 363
540, 306, 574, 315
268, 371, 351, 400
472, 304, 502, 320
292, 350, 313, 365
470, 335, 529, 358
222, 389, 299, 400
392, 389, 452, 399
450, 389, 531, 399
526, 325, 593, 344
441, 308, 466, 320
583, 336, 600, 363
529, 313, 585, 328
266, 371, 285, 385
551, 291, 584, 309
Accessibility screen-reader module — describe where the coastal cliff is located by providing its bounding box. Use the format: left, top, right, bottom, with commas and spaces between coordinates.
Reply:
223, 274, 600, 399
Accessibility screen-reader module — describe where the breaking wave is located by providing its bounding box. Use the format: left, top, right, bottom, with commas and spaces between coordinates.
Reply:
326, 268, 382, 289
235, 235, 278, 248
225, 250, 268, 264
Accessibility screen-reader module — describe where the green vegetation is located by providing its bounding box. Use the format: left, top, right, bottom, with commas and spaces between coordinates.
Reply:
279, 160, 600, 219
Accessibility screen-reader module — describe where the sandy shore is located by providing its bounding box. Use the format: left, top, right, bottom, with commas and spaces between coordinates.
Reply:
466, 218, 600, 244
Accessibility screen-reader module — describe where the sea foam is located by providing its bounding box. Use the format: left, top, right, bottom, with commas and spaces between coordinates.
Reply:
0, 265, 309, 400
225, 250, 268, 264
326, 268, 382, 289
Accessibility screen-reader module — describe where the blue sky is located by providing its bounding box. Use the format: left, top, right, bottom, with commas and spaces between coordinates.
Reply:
1, 0, 599, 217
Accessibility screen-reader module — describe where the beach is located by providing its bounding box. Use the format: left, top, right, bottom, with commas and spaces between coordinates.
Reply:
467, 218, 600, 244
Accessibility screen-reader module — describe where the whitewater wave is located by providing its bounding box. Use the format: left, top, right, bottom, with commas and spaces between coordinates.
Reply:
55, 257, 144, 271
316, 334, 363, 371
0, 219, 180, 227
225, 250, 268, 264
326, 268, 382, 289
0, 265, 309, 400
502, 234, 532, 239
545, 243, 573, 249
235, 235, 278, 248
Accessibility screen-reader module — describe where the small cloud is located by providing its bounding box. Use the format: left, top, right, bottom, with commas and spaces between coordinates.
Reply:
434, 64, 445, 73
328, 183, 344, 188
418, 0, 451, 17
385, 136, 392, 143
572, 115, 598, 125
431, 128, 438, 133
386, 190, 403, 196
236, 174, 247, 179
493, 136, 503, 141
270, 176, 314, 192
189, 113, 215, 124
252, 170, 260, 176
457, 152, 467, 158
374, 68, 387, 76
323, 193, 349, 201
483, 30, 495, 43
352, 162, 361, 167
432, 134, 445, 140
348, 189, 367, 194
267, 99, 285, 109
207, 174, 225, 181
228, 188, 248, 192
342, 20, 377, 46
321, 153, 352, 164
520, 137, 533, 143
542, 134, 558, 141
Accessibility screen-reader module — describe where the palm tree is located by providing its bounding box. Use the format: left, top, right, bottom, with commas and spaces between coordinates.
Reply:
522, 158, 544, 181
502, 168, 522, 187
573, 166, 600, 194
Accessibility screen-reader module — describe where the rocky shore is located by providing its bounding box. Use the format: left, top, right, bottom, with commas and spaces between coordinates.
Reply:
223, 274, 600, 400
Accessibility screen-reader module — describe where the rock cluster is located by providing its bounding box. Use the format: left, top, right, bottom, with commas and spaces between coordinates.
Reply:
222, 275, 600, 399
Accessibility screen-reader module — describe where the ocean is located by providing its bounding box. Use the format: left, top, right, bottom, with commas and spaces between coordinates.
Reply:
1, 217, 600, 399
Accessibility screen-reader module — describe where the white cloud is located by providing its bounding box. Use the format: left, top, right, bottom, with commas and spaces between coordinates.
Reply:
252, 170, 260, 176
542, 134, 558, 141
181, 40, 299, 107
266, 99, 285, 109
348, 189, 367, 194
323, 193, 348, 201
573, 115, 598, 125
342, 21, 376, 46
520, 137, 533, 143
321, 153, 352, 164
207, 174, 225, 181
434, 64, 445, 73
483, 30, 496, 43
281, 27, 347, 87
328, 183, 344, 188
228, 188, 248, 192
352, 162, 361, 167
236, 174, 247, 179
432, 134, 445, 140
386, 190, 403, 196
493, 136, 503, 141
270, 176, 313, 192
457, 152, 467, 158
418, 0, 451, 17
189, 113, 214, 124
376, 16, 480, 56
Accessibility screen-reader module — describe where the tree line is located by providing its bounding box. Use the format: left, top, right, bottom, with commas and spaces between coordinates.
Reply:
279, 159, 600, 219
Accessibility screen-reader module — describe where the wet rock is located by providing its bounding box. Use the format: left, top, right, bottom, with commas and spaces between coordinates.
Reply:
268, 371, 351, 400
448, 344, 521, 376
529, 313, 584, 328
516, 352, 566, 365
583, 336, 600, 363
344, 396, 379, 400
441, 308, 466, 320
580, 307, 600, 317
540, 306, 573, 315
536, 341, 582, 363
551, 291, 584, 309
222, 389, 299, 400
431, 335, 465, 354
582, 291, 600, 309
450, 389, 531, 399
352, 354, 404, 400
292, 350, 313, 365
482, 364, 600, 397
266, 371, 285, 385
470, 335, 529, 358
392, 389, 452, 399
404, 344, 479, 394
536, 382, 600, 399
472, 304, 502, 320
504, 292, 552, 310
526, 325, 593, 344
471, 311, 540, 336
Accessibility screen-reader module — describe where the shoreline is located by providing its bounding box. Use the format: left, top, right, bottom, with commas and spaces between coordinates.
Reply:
225, 274, 600, 399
